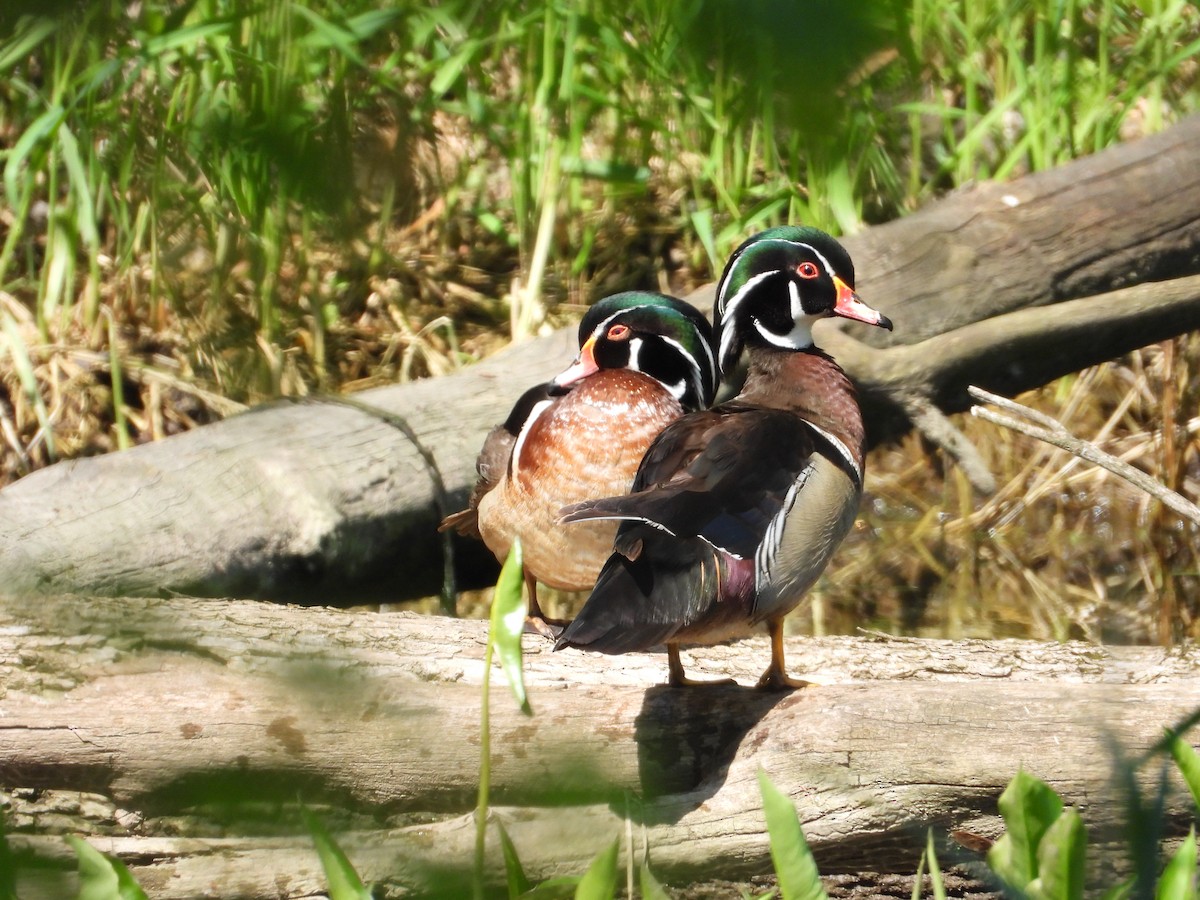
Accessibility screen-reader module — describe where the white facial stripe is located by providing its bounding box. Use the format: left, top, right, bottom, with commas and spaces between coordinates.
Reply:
720, 237, 844, 312
719, 271, 780, 371
628, 336, 644, 371
717, 269, 776, 321
510, 399, 553, 480
788, 279, 803, 320
751, 314, 815, 351
588, 303, 660, 343
657, 333, 713, 404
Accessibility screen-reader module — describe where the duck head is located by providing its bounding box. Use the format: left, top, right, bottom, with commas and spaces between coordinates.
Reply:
714, 225, 892, 374
552, 291, 719, 411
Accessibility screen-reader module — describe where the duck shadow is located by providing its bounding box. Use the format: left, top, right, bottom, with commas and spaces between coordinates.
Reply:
626, 676, 790, 826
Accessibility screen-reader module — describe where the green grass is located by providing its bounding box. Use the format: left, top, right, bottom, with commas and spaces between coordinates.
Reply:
1, 0, 1199, 638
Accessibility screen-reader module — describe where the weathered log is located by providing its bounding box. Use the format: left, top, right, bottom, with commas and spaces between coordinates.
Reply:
2, 117, 1200, 602
2, 595, 1198, 898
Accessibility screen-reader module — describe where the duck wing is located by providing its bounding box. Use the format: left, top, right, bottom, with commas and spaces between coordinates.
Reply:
556, 405, 835, 653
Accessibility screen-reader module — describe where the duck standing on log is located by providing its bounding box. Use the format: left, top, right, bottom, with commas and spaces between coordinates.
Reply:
440, 292, 719, 639
555, 227, 893, 688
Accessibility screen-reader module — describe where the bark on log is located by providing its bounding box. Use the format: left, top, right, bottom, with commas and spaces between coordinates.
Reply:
2, 595, 1199, 898
2, 118, 1200, 602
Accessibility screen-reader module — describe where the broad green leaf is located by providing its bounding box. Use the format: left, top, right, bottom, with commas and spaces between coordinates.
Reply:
497, 820, 531, 899
1029, 808, 1086, 900
988, 770, 1065, 889
639, 862, 671, 900
758, 769, 827, 900
301, 809, 372, 900
1169, 732, 1200, 812
66, 836, 149, 900
492, 539, 531, 714
574, 838, 619, 900
1157, 828, 1197, 900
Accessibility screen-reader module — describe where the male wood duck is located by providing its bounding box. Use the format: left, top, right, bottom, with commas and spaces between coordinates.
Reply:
554, 226, 892, 688
440, 291, 719, 639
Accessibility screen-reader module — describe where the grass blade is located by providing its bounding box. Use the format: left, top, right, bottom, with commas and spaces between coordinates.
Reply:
5, 104, 63, 206
496, 819, 530, 899
1168, 731, 1200, 811
1156, 827, 1197, 900
925, 829, 946, 900
574, 838, 619, 900
301, 808, 372, 900
639, 862, 671, 900
0, 810, 16, 900
491, 538, 531, 714
758, 769, 827, 900
65, 835, 149, 900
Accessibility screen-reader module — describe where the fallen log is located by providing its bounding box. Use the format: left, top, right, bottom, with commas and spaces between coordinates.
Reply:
2, 117, 1200, 602
2, 595, 1198, 898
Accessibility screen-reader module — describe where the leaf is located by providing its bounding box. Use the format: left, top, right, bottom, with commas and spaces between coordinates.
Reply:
574, 838, 619, 900
911, 838, 927, 900
1099, 879, 1135, 900
758, 769, 827, 900
301, 809, 373, 900
988, 770, 1065, 890
0, 17, 57, 73
491, 539, 531, 714
65, 836, 149, 900
1028, 808, 1086, 900
639, 862, 671, 900
925, 830, 946, 900
0, 811, 17, 900
496, 819, 531, 899
1157, 827, 1197, 900
1169, 731, 1200, 812
521, 876, 580, 898
4, 104, 64, 206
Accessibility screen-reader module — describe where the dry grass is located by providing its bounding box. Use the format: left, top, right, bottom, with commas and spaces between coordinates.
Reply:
2, 0, 1199, 644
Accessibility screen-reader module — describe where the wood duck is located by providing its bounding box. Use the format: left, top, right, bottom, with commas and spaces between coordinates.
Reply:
554, 227, 893, 688
440, 291, 719, 639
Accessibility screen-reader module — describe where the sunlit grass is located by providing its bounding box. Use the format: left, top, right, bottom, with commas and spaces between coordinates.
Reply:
1, 0, 1198, 638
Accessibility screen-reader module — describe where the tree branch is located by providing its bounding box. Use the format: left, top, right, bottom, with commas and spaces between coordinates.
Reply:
968, 385, 1200, 525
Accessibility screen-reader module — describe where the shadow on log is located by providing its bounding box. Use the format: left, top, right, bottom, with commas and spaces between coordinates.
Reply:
1, 117, 1199, 604
2, 595, 1199, 897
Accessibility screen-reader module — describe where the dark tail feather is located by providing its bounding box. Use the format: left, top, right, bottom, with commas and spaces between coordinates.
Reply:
555, 534, 720, 655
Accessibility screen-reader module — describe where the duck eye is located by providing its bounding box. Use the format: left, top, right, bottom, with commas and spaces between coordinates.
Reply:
607, 324, 631, 341
797, 262, 820, 279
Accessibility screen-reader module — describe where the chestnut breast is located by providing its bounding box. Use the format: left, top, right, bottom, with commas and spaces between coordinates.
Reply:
477, 369, 684, 591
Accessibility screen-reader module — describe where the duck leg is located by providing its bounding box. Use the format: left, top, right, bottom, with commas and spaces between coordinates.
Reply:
667, 643, 735, 687
755, 619, 813, 691
523, 569, 566, 640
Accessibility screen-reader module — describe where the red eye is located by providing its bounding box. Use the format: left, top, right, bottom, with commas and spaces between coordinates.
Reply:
607, 324, 631, 341
797, 262, 820, 279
